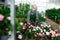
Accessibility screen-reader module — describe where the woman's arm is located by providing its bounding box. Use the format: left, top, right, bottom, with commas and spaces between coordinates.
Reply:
27, 11, 30, 23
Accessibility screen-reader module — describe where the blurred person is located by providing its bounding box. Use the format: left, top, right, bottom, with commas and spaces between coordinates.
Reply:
27, 5, 39, 26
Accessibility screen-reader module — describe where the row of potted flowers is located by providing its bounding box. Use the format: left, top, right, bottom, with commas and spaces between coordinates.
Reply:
0, 14, 60, 40
17, 22, 60, 40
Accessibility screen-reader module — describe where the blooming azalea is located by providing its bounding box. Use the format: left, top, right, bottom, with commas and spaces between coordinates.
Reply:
34, 34, 38, 37
43, 23, 47, 27
0, 14, 4, 21
39, 33, 45, 37
18, 34, 22, 39
23, 25, 27, 30
56, 33, 60, 36
50, 30, 56, 37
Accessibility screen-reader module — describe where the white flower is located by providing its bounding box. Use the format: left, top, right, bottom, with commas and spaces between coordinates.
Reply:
39, 27, 41, 30
33, 28, 36, 31
29, 29, 31, 32
36, 26, 41, 30
41, 30, 43, 33
8, 31, 11, 35
36, 26, 39, 30
44, 29, 46, 32
7, 16, 11, 20
17, 31, 20, 33
20, 22, 23, 26
49, 28, 52, 30
46, 32, 50, 36
41, 24, 43, 26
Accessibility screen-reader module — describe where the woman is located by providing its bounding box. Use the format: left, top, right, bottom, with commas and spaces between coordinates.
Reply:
27, 5, 39, 26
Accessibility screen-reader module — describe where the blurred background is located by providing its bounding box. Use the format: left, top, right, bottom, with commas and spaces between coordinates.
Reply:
0, 0, 60, 40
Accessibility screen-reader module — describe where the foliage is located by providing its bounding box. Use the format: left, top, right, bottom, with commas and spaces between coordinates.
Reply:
46, 8, 60, 23
0, 15, 11, 35
17, 22, 60, 40
38, 13, 46, 22
16, 4, 30, 18
0, 6, 11, 35
0, 6, 10, 17
16, 20, 22, 31
54, 36, 60, 40
16, 4, 30, 22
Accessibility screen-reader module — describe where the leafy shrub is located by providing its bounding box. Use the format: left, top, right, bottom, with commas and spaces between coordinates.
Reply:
0, 6, 10, 16
46, 8, 60, 23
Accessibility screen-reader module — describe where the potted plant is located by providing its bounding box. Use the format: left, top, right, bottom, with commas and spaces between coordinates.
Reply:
0, 7, 10, 40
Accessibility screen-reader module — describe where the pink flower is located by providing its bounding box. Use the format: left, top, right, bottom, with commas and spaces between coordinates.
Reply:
41, 23, 47, 28
50, 30, 54, 33
39, 33, 45, 37
18, 34, 22, 39
0, 14, 4, 21
43, 23, 47, 27
34, 34, 38, 37
50, 30, 56, 37
58, 34, 60, 36
28, 22, 31, 25
33, 26, 36, 29
23, 26, 26, 30
52, 34, 56, 37
56, 33, 60, 36
56, 34, 59, 36
29, 25, 34, 28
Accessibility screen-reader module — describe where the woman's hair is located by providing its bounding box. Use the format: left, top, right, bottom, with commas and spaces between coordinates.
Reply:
31, 5, 37, 10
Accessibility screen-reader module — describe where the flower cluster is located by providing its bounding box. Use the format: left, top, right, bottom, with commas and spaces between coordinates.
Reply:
18, 22, 60, 40
0, 14, 4, 21
0, 14, 11, 35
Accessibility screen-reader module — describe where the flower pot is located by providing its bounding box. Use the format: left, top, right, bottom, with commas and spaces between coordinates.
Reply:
1, 35, 8, 40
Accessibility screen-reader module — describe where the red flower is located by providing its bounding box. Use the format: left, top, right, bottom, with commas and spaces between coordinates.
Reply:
39, 33, 45, 37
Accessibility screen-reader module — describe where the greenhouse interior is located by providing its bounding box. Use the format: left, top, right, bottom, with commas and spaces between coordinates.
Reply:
0, 0, 60, 40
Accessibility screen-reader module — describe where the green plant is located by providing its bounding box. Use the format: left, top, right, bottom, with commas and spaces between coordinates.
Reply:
16, 4, 30, 18
0, 7, 10, 36
38, 13, 46, 22
46, 8, 60, 23
0, 16, 11, 35
0, 7, 10, 17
